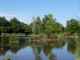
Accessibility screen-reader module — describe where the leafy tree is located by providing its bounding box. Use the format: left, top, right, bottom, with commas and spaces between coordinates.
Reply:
66, 19, 80, 35
42, 15, 49, 26
0, 16, 10, 33
9, 17, 22, 33
19, 22, 25, 33
42, 14, 56, 26
31, 16, 42, 34
22, 24, 32, 35
35, 16, 42, 34
45, 20, 54, 38
42, 14, 56, 35
53, 22, 64, 33
0, 16, 9, 27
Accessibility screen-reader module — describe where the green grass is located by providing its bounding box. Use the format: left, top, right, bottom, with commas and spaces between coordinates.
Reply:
1, 33, 26, 37
9, 36, 19, 41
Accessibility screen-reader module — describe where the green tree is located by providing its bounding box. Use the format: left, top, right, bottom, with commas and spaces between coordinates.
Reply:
45, 20, 54, 38
22, 24, 32, 34
0, 16, 10, 33
35, 16, 42, 34
0, 16, 9, 27
42, 14, 56, 26
42, 14, 56, 33
9, 17, 22, 33
66, 19, 80, 35
53, 22, 64, 33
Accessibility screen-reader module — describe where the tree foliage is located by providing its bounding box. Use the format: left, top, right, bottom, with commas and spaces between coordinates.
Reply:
45, 20, 54, 37
9, 17, 22, 33
0, 13, 80, 37
66, 19, 80, 35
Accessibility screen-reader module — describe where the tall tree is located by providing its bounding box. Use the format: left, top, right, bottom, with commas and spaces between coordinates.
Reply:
0, 16, 8, 27
0, 16, 10, 33
31, 17, 36, 35
45, 20, 54, 38
53, 22, 64, 33
66, 19, 80, 35
42, 14, 56, 34
22, 24, 32, 35
9, 17, 22, 33
42, 14, 56, 26
36, 16, 42, 34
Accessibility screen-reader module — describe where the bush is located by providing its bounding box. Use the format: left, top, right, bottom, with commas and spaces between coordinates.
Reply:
1, 33, 26, 37
30, 35, 40, 40
39, 33, 46, 39
49, 34, 58, 39
9, 36, 19, 41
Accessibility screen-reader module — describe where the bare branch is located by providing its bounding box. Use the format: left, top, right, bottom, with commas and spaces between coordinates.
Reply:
75, 14, 80, 20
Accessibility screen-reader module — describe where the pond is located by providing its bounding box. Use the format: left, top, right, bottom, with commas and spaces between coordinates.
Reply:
0, 37, 80, 60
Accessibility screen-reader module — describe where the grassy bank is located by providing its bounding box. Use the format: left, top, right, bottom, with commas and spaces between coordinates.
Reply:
28, 33, 80, 42
0, 33, 79, 41
0, 33, 26, 37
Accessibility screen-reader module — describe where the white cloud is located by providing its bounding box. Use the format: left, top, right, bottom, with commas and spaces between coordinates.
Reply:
0, 12, 34, 24
0, 13, 21, 16
0, 12, 34, 17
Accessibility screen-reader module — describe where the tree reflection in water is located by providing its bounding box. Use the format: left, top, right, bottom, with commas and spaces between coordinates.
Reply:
76, 40, 80, 60
67, 39, 76, 54
0, 37, 78, 60
49, 53, 56, 60
32, 46, 42, 60
31, 40, 65, 60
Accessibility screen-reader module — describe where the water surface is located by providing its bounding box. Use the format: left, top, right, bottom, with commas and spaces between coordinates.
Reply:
0, 37, 79, 60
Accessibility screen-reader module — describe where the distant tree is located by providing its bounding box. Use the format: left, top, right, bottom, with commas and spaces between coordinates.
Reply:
42, 14, 56, 26
22, 24, 32, 35
35, 16, 42, 34
53, 22, 64, 33
66, 19, 80, 35
42, 14, 64, 38
0, 16, 10, 33
42, 14, 56, 34
31, 17, 36, 35
45, 20, 54, 38
31, 16, 42, 34
9, 17, 22, 33
0, 16, 8, 27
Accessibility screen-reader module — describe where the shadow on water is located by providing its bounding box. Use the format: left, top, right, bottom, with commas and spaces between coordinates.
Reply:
0, 36, 79, 60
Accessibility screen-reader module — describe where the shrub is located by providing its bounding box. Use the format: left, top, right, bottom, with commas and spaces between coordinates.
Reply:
9, 36, 19, 41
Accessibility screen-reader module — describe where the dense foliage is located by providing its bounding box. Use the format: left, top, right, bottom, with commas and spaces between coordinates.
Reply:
0, 17, 31, 35
66, 19, 80, 36
0, 14, 80, 37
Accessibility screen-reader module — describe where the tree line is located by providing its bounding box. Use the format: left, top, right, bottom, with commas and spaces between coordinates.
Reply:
0, 14, 80, 37
0, 16, 32, 35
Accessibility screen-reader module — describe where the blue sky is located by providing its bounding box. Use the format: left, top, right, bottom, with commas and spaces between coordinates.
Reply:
0, 0, 80, 26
